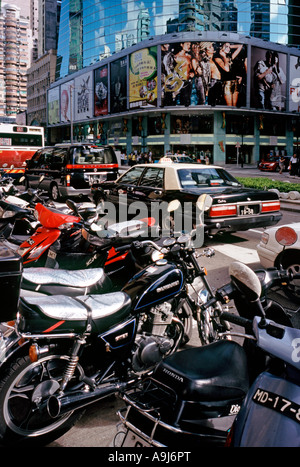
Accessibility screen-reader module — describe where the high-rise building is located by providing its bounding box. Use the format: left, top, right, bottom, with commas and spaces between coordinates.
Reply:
27, 1, 61, 128
48, 0, 300, 165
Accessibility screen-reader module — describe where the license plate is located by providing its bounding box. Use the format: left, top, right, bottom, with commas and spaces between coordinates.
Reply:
253, 388, 300, 424
89, 174, 104, 185
48, 249, 57, 259
239, 205, 259, 216
122, 429, 152, 447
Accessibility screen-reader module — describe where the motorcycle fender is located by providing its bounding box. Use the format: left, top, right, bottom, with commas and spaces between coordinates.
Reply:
232, 372, 300, 447
0, 325, 28, 368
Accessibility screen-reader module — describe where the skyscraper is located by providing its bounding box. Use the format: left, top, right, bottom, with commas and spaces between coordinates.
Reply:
48, 0, 300, 165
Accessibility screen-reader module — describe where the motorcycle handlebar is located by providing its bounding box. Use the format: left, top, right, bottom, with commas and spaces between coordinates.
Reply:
220, 311, 252, 329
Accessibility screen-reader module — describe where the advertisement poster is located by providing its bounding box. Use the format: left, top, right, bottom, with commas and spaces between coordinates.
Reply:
129, 47, 157, 109
251, 46, 287, 111
60, 81, 74, 122
94, 66, 108, 116
47, 86, 60, 125
161, 41, 247, 107
74, 71, 93, 121
289, 55, 300, 112
110, 57, 127, 114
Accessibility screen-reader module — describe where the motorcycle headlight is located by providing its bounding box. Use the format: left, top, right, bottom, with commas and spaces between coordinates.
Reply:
152, 250, 164, 262
2, 210, 15, 218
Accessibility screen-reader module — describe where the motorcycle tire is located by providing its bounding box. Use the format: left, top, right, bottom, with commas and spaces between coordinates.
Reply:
280, 255, 300, 304
0, 354, 84, 446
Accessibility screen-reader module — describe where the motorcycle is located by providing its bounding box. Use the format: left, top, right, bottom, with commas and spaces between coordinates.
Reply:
113, 261, 300, 447
226, 321, 300, 446
0, 228, 215, 446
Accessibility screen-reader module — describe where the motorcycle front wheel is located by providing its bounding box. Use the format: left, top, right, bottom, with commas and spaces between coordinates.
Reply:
0, 354, 84, 446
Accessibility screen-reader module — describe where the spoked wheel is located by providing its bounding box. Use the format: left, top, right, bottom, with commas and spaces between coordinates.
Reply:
197, 307, 230, 346
0, 355, 84, 446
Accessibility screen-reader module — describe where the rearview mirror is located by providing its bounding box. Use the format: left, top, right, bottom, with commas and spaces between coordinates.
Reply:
196, 194, 212, 212
167, 199, 181, 212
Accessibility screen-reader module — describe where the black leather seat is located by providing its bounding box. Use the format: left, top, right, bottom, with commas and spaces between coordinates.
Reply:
155, 340, 249, 401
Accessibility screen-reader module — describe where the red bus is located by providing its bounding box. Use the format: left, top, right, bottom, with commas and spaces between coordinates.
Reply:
0, 124, 44, 176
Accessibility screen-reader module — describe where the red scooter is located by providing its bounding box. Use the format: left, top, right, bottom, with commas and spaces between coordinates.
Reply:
4, 201, 160, 286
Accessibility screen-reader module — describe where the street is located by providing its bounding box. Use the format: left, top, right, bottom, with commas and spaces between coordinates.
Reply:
47, 200, 299, 447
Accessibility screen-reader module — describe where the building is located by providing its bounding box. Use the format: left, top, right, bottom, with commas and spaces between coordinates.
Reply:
26, 1, 61, 129
47, 0, 300, 165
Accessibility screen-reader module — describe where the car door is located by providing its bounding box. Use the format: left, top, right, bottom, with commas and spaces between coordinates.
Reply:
130, 167, 165, 219
26, 148, 54, 188
104, 166, 146, 219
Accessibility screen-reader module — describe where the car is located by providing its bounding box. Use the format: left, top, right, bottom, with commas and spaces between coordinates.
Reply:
258, 156, 290, 172
24, 143, 119, 200
91, 161, 282, 237
160, 154, 196, 163
257, 222, 300, 302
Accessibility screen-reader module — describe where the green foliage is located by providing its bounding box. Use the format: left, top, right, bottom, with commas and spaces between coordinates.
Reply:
237, 177, 300, 192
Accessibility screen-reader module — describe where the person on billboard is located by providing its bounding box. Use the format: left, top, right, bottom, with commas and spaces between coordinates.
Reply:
253, 50, 275, 109
269, 52, 286, 111
191, 43, 210, 105
214, 42, 244, 106
174, 42, 195, 106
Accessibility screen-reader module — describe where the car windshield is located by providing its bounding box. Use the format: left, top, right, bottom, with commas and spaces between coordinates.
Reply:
175, 156, 194, 163
178, 168, 242, 187
73, 146, 116, 164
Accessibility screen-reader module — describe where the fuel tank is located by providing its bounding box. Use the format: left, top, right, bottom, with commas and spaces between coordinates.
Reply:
122, 260, 183, 312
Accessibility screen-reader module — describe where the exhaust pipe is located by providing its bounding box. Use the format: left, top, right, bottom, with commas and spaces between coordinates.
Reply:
47, 381, 130, 418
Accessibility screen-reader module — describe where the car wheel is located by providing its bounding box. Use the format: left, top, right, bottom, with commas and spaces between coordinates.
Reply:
50, 183, 60, 201
280, 252, 300, 303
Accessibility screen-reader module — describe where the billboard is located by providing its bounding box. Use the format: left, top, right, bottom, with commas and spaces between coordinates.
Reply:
289, 56, 300, 112
110, 57, 127, 113
48, 87, 60, 125
94, 66, 108, 116
251, 47, 287, 111
74, 71, 93, 121
60, 81, 74, 122
129, 47, 157, 109
161, 41, 247, 107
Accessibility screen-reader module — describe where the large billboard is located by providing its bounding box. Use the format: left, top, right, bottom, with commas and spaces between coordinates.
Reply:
161, 41, 247, 107
60, 81, 74, 122
74, 71, 93, 121
48, 87, 60, 125
129, 47, 157, 109
110, 57, 127, 113
251, 47, 287, 111
289, 55, 300, 112
94, 66, 108, 116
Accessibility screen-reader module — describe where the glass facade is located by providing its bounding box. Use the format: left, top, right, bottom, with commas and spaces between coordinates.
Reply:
56, 0, 300, 80
49, 0, 300, 165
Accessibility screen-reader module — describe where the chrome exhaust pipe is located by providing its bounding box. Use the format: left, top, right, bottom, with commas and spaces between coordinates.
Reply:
47, 381, 130, 418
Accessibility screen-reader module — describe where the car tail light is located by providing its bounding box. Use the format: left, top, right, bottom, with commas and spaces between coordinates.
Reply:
66, 174, 71, 187
275, 226, 298, 246
209, 205, 237, 217
261, 201, 280, 212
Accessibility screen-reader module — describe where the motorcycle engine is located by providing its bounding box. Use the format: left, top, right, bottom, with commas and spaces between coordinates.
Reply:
132, 302, 174, 372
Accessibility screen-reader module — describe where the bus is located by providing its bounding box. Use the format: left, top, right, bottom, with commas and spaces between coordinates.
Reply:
0, 124, 44, 177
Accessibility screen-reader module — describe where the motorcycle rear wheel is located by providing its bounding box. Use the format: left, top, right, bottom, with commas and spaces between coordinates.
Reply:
0, 354, 84, 446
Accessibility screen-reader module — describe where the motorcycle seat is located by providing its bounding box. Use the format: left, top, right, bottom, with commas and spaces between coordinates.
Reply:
155, 340, 249, 402
20, 292, 132, 333
21, 267, 113, 296
23, 267, 106, 287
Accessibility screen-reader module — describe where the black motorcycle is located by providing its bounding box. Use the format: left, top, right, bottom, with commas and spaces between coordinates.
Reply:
0, 232, 216, 446
113, 261, 300, 447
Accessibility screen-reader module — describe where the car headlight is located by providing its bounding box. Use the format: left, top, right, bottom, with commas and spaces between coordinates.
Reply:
275, 226, 298, 246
